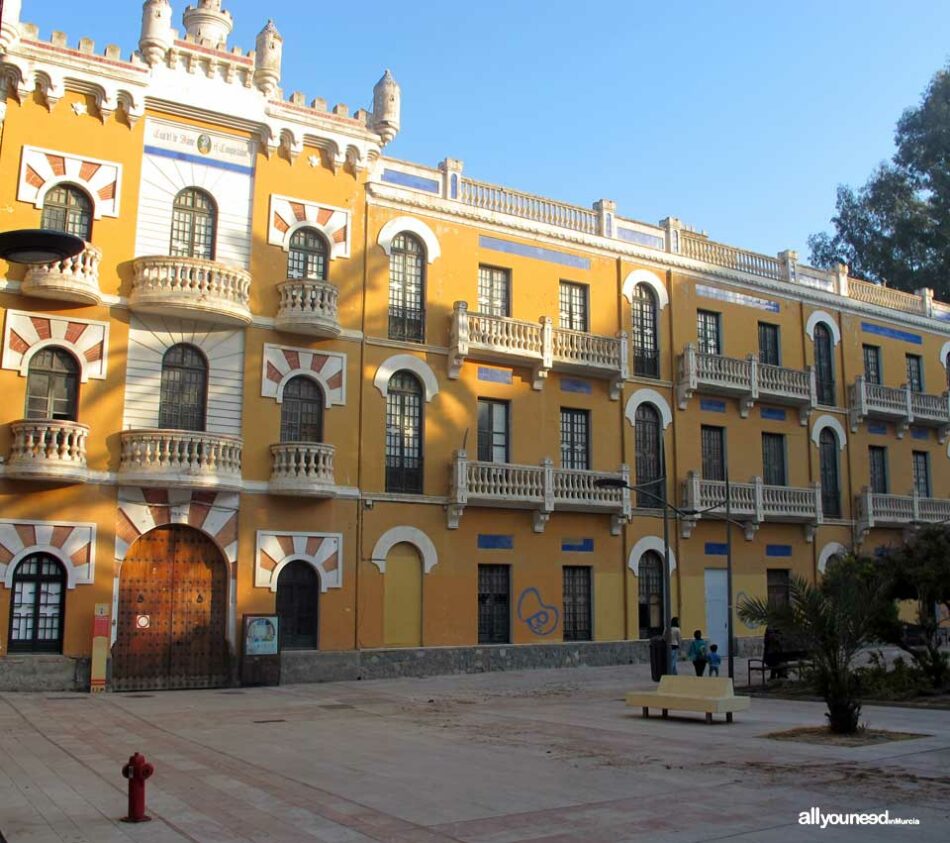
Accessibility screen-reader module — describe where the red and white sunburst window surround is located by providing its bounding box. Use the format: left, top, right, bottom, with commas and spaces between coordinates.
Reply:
268, 195, 350, 260
255, 531, 343, 592
2, 311, 108, 381
18, 146, 122, 219
261, 344, 346, 406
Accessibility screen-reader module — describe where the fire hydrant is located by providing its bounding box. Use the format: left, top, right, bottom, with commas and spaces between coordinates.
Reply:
121, 752, 154, 823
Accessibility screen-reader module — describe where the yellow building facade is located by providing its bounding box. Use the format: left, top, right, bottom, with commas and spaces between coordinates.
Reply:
0, 0, 947, 690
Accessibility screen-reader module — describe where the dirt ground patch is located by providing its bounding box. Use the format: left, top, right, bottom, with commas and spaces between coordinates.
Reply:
764, 726, 930, 746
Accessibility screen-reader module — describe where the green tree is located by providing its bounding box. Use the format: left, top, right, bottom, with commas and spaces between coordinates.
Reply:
808, 64, 950, 298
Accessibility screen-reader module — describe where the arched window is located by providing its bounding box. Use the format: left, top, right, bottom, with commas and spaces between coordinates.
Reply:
280, 376, 324, 442
388, 233, 425, 343
25, 348, 79, 420
814, 323, 835, 406
170, 188, 216, 260
288, 228, 328, 281
385, 371, 424, 493
8, 553, 66, 653
632, 284, 659, 378
41, 184, 92, 241
276, 560, 319, 650
819, 428, 841, 518
638, 551, 664, 640
635, 403, 664, 508
159, 344, 207, 431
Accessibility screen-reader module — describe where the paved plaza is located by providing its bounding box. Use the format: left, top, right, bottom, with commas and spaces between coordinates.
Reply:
0, 663, 947, 842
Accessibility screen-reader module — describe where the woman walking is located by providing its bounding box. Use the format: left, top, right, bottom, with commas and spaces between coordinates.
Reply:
687, 629, 708, 676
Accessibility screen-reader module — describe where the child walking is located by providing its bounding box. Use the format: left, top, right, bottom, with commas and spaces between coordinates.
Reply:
707, 643, 722, 676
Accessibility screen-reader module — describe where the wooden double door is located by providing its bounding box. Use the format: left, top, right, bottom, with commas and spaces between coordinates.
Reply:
112, 525, 229, 691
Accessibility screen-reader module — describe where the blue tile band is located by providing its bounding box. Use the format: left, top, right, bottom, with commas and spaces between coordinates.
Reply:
760, 407, 787, 421
561, 378, 592, 394
478, 534, 514, 550
696, 284, 779, 313
766, 544, 792, 557
479, 235, 591, 270
381, 169, 441, 193
477, 366, 513, 384
911, 427, 930, 440
860, 322, 922, 345
617, 228, 665, 250
144, 145, 255, 175
868, 422, 888, 435
700, 399, 726, 412
562, 538, 594, 552
705, 542, 728, 556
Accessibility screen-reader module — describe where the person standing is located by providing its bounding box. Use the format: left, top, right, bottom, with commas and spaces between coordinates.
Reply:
687, 629, 708, 676
664, 616, 682, 674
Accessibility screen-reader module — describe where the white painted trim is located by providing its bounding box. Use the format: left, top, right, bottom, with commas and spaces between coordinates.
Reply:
817, 542, 848, 574
811, 414, 847, 450
373, 354, 440, 402
628, 536, 676, 575
805, 311, 841, 345
4, 546, 78, 589
624, 389, 673, 430
622, 269, 668, 310
940, 341, 950, 368
254, 530, 344, 593
377, 216, 441, 263
370, 527, 438, 574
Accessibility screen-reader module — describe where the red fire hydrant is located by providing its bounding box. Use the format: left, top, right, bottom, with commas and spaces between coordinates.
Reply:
121, 752, 154, 823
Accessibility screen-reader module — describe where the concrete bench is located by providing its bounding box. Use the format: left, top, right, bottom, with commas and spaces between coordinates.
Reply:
625, 675, 750, 724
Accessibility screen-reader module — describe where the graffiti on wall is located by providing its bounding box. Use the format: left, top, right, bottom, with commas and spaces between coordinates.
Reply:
517, 588, 559, 636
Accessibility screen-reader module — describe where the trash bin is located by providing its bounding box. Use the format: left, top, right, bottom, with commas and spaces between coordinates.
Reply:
649, 636, 668, 682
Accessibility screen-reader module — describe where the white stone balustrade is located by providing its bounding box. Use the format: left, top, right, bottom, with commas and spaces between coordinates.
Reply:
269, 442, 336, 496
5, 419, 89, 483
458, 177, 599, 234
680, 472, 822, 541
856, 488, 950, 539
119, 429, 243, 490
448, 302, 627, 397
677, 344, 816, 423
680, 233, 784, 280
274, 279, 341, 337
848, 279, 926, 315
130, 255, 252, 326
21, 243, 103, 304
448, 450, 630, 533
849, 376, 950, 442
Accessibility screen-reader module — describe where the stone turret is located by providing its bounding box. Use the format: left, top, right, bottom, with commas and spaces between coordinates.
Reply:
183, 0, 233, 49
139, 0, 174, 66
253, 20, 283, 99
372, 69, 400, 145
0, 0, 23, 54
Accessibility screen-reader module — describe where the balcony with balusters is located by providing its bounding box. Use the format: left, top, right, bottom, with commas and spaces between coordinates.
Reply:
447, 450, 631, 533
269, 442, 337, 496
118, 429, 243, 490
5, 419, 90, 483
676, 344, 817, 424
448, 302, 628, 398
856, 488, 950, 539
20, 242, 103, 304
274, 280, 341, 337
680, 472, 823, 541
849, 376, 950, 441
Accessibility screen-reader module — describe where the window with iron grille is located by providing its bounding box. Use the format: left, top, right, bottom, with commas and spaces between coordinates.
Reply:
477, 398, 509, 463
767, 569, 790, 610
40, 184, 91, 241
560, 408, 590, 470
25, 348, 79, 421
638, 551, 664, 639
478, 564, 510, 644
869, 446, 888, 494
280, 376, 324, 442
814, 323, 835, 405
701, 425, 726, 481
288, 228, 328, 280
697, 310, 721, 355
761, 432, 787, 486
170, 188, 216, 260
635, 403, 664, 508
159, 344, 207, 431
385, 371, 424, 493
632, 284, 659, 377
559, 281, 589, 332
388, 232, 425, 342
863, 345, 882, 385
477, 266, 510, 317
906, 355, 924, 393
819, 428, 840, 517
562, 566, 592, 641
758, 322, 780, 366
8, 553, 66, 653
913, 451, 931, 498
276, 559, 319, 650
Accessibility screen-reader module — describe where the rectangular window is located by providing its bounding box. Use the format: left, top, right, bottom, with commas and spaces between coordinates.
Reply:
767, 569, 790, 610
559, 281, 589, 332
758, 322, 781, 366
478, 564, 510, 644
913, 451, 931, 498
477, 265, 511, 317
761, 433, 787, 486
701, 425, 726, 481
697, 310, 721, 356
560, 408, 590, 470
562, 566, 592, 642
863, 345, 882, 385
868, 446, 888, 494
477, 399, 509, 463
906, 355, 924, 392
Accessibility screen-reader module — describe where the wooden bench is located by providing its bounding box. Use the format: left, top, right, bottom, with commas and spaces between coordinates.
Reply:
748, 655, 811, 688
625, 675, 750, 724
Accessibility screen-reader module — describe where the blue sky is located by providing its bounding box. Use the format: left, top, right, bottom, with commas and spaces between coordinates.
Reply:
18, 0, 950, 260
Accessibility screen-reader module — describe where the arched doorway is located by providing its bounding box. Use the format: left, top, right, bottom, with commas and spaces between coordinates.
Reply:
113, 525, 228, 691
276, 560, 319, 650
383, 543, 423, 647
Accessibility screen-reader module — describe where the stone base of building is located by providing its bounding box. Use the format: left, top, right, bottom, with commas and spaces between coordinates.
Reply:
0, 655, 91, 692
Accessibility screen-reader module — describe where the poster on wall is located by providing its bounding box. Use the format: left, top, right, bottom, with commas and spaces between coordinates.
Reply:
243, 614, 279, 656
